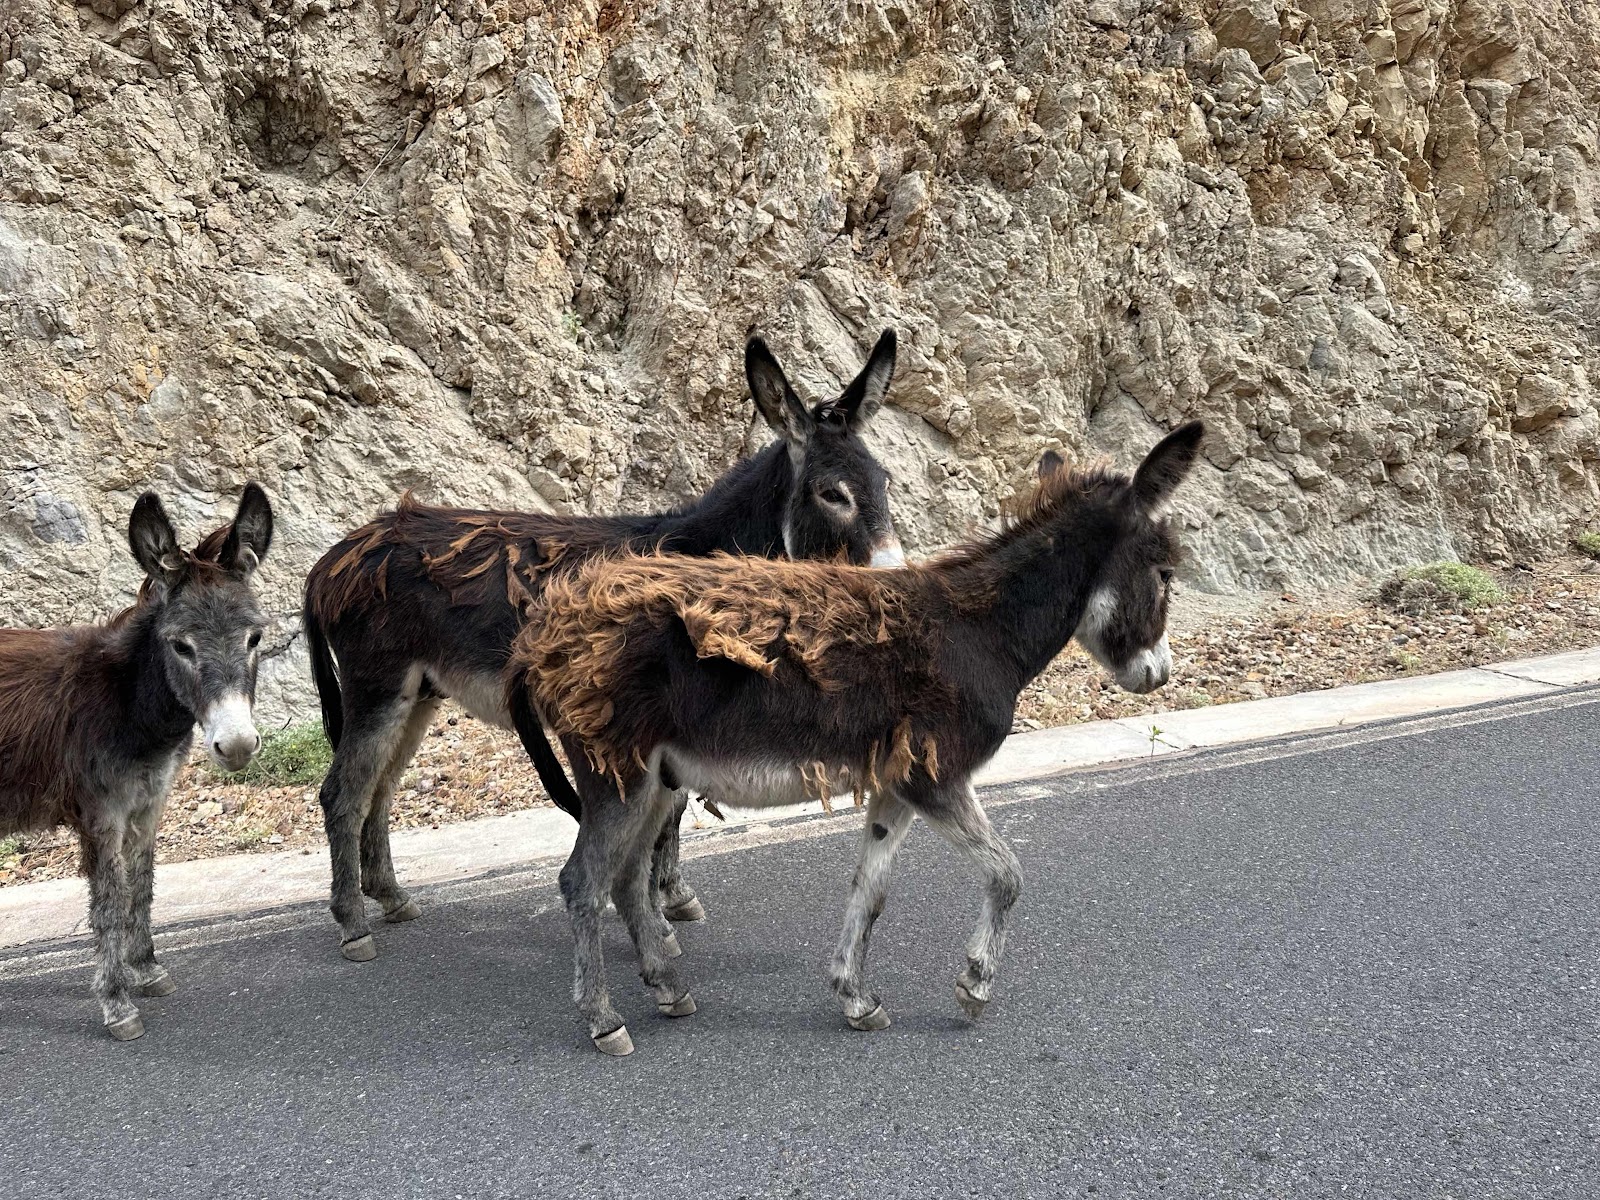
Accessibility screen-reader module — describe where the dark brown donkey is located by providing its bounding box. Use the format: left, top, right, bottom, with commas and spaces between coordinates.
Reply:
509, 423, 1205, 1054
0, 485, 274, 1040
303, 331, 903, 963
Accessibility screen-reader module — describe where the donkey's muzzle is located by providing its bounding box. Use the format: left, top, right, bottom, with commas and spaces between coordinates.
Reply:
869, 532, 905, 568
202, 694, 262, 773
1116, 637, 1173, 695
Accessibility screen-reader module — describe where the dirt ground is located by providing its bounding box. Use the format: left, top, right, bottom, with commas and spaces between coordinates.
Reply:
4, 555, 1597, 887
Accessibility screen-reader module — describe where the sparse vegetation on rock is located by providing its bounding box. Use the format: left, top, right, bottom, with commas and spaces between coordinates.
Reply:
1379, 563, 1504, 614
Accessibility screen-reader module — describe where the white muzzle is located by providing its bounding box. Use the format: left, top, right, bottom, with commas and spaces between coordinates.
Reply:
869, 533, 906, 568
202, 693, 262, 772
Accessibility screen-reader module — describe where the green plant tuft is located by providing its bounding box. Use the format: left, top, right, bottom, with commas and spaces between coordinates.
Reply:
210, 722, 332, 787
1576, 531, 1600, 560
1379, 561, 1502, 613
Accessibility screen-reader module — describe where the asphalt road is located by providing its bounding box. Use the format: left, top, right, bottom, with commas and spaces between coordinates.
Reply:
3, 696, 1598, 1199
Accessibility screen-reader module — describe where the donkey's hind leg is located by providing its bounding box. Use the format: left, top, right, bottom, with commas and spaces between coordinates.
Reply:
829, 790, 916, 1031
915, 781, 1023, 1021
360, 696, 440, 924
614, 783, 694, 1015
81, 821, 142, 1040
320, 688, 415, 962
123, 801, 175, 998
653, 793, 706, 923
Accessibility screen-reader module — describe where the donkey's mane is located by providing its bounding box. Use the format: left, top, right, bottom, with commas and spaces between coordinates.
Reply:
925, 457, 1128, 571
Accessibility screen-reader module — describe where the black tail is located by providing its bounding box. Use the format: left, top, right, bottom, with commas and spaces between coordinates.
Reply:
303, 602, 344, 750
509, 681, 583, 820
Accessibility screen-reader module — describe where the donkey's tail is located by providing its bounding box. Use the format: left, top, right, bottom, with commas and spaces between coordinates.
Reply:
303, 603, 345, 751
509, 682, 583, 821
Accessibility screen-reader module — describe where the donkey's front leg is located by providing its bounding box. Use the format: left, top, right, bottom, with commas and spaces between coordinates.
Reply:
920, 781, 1023, 1020
82, 823, 142, 1040
123, 804, 175, 998
829, 791, 916, 1031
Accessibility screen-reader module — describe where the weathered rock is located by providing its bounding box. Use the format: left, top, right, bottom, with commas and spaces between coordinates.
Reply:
0, 0, 1598, 720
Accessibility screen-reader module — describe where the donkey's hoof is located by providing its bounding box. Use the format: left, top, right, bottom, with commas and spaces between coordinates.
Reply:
593, 1026, 635, 1056
663, 896, 707, 923
662, 931, 683, 959
106, 1014, 145, 1042
341, 935, 378, 963
954, 980, 988, 1020
847, 1005, 892, 1032
139, 969, 176, 998
384, 898, 422, 923
657, 993, 697, 1018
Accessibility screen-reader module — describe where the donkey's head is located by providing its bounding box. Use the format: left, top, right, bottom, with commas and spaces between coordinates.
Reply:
128, 484, 275, 771
746, 329, 903, 568
1064, 422, 1205, 695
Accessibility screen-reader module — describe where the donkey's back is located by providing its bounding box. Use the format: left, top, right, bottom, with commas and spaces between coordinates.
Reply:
0, 624, 111, 836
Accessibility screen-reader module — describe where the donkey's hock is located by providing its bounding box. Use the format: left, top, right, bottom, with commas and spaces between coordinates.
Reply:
303, 329, 905, 963
511, 422, 1205, 1053
0, 484, 274, 1041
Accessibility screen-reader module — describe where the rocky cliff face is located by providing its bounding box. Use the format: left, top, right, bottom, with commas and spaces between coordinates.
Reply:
2, 0, 1597, 716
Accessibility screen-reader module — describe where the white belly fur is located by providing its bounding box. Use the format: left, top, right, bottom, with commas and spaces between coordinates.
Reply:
434, 667, 513, 728
660, 749, 856, 811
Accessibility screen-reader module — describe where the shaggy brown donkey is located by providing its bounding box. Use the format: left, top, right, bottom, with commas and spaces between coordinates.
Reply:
0, 485, 274, 1040
303, 332, 902, 963
509, 422, 1204, 1054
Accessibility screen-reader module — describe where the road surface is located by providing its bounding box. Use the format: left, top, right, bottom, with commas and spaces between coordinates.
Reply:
3, 692, 1597, 1199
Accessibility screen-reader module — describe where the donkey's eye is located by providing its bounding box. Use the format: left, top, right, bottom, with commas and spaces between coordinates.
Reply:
819, 486, 849, 506
247, 631, 263, 651
171, 639, 197, 660
1159, 568, 1176, 586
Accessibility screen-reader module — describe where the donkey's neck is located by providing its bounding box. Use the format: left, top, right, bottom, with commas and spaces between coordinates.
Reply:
654, 441, 791, 557
955, 506, 1114, 694
113, 609, 199, 755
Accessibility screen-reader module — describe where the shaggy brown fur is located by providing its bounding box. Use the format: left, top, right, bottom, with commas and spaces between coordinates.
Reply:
306, 493, 613, 627
520, 551, 948, 802
514, 458, 1149, 802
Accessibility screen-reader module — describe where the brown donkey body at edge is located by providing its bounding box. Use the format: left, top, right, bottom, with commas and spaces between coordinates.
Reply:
302, 332, 903, 963
509, 422, 1206, 1054
0, 486, 274, 1040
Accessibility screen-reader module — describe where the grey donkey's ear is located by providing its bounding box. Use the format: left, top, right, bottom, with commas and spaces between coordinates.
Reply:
128, 493, 186, 590
830, 328, 897, 430
746, 336, 815, 446
1132, 421, 1205, 511
219, 482, 274, 578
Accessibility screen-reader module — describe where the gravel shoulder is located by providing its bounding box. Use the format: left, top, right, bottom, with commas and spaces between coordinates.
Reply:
3, 555, 1597, 887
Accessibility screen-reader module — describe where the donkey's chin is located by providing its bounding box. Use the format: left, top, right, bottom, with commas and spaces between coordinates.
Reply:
1110, 638, 1173, 695
201, 693, 262, 773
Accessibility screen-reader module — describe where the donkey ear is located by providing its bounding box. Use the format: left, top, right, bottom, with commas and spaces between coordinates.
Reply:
219, 482, 274, 578
1132, 421, 1205, 511
832, 328, 897, 430
745, 336, 814, 445
1037, 449, 1066, 480
128, 493, 185, 589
